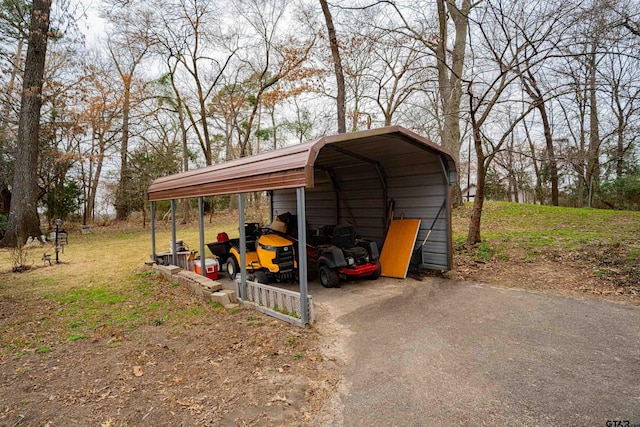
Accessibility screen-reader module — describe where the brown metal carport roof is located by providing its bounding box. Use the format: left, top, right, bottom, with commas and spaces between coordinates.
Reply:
147, 126, 456, 201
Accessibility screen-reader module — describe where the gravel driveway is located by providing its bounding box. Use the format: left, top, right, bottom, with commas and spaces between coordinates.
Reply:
311, 277, 640, 426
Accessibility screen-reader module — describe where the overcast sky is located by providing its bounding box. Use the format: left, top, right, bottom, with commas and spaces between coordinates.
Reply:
79, 0, 106, 46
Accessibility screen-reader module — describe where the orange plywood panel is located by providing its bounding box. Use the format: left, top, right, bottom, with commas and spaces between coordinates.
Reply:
380, 219, 421, 279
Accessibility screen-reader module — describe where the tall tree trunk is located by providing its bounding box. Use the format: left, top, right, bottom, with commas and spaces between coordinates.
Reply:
506, 141, 519, 203
466, 90, 485, 245
615, 123, 624, 179
520, 68, 559, 206
115, 77, 131, 221
437, 0, 471, 206
586, 43, 600, 207
85, 127, 106, 223
436, 0, 469, 160
524, 120, 544, 204
195, 75, 212, 165
1, 0, 51, 248
88, 151, 105, 222
577, 126, 586, 207
538, 101, 559, 206
612, 83, 625, 179
319, 0, 346, 134
467, 130, 485, 244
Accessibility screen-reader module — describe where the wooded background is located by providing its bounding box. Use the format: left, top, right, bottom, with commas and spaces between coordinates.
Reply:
0, 0, 638, 247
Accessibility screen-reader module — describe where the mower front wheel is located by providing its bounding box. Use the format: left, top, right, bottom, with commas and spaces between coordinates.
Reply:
319, 265, 340, 288
226, 256, 239, 280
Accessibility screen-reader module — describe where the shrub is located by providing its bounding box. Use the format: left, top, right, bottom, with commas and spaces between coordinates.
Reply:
599, 175, 640, 211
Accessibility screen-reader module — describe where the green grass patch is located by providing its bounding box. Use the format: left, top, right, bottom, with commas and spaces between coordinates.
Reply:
52, 287, 127, 306
286, 336, 298, 346
0, 220, 239, 357
273, 305, 300, 319
475, 242, 494, 261
453, 201, 640, 251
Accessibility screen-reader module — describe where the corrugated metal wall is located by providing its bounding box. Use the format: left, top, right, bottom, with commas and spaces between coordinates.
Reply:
272, 170, 338, 232
385, 155, 450, 271
272, 164, 385, 242
331, 164, 386, 243
272, 150, 451, 271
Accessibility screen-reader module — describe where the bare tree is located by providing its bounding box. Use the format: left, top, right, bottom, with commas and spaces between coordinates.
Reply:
465, 0, 566, 244
381, 0, 472, 204
603, 50, 640, 179
553, 0, 628, 207
103, 0, 155, 220
319, 0, 346, 133
151, 0, 238, 166
517, 65, 560, 205
369, 32, 429, 126
208, 0, 316, 159
435, 0, 471, 162
77, 53, 122, 223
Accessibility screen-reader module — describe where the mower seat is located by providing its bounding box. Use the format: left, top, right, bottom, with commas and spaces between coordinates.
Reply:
332, 225, 356, 248
333, 225, 368, 260
244, 223, 259, 252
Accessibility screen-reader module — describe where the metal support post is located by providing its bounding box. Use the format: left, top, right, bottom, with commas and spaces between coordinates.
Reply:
170, 199, 177, 266
238, 194, 247, 300
198, 197, 206, 277
296, 187, 309, 325
150, 202, 156, 261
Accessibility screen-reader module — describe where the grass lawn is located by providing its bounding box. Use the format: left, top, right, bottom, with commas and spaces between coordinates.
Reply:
0, 201, 638, 425
0, 215, 241, 356
0, 212, 335, 426
453, 201, 640, 258
451, 202, 640, 299
2, 201, 639, 354
454, 201, 640, 247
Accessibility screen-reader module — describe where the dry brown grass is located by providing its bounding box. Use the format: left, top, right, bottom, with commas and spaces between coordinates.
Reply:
0, 212, 241, 299
0, 209, 338, 426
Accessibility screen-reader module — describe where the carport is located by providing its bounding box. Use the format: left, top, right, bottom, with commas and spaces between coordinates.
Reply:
147, 126, 457, 326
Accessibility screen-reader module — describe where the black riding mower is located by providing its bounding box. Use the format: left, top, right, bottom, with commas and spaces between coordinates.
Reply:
308, 224, 381, 288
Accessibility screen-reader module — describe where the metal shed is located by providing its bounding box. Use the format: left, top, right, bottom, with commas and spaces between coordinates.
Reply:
148, 126, 457, 325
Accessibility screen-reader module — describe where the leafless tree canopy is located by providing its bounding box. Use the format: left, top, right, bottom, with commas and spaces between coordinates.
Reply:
0, 0, 639, 245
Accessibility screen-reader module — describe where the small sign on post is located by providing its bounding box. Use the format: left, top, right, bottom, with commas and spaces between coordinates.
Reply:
58, 231, 68, 253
